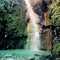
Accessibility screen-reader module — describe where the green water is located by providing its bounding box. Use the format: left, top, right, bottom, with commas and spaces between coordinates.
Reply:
0, 50, 51, 60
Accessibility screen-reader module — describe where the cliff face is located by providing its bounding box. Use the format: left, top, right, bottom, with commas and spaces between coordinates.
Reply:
18, 0, 60, 51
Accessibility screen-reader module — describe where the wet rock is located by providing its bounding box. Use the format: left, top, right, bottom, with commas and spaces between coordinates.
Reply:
28, 56, 35, 60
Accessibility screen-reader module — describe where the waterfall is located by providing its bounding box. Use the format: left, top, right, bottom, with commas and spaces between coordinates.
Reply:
25, 0, 41, 51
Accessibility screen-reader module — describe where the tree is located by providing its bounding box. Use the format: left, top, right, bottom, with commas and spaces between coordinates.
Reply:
0, 0, 27, 49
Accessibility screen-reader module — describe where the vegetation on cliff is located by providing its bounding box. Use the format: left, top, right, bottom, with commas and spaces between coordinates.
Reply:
48, 0, 60, 52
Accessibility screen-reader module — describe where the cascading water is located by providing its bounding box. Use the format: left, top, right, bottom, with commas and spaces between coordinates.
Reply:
25, 0, 41, 51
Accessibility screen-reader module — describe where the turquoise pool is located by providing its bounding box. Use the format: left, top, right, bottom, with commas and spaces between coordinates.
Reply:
0, 50, 51, 60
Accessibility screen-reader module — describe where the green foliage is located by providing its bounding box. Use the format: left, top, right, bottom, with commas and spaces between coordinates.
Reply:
48, 1, 60, 26
44, 0, 52, 5
9, 40, 14, 48
54, 43, 60, 52
48, 7, 60, 26
0, 0, 27, 49
19, 38, 26, 48
0, 0, 26, 36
